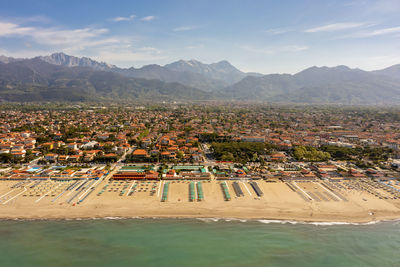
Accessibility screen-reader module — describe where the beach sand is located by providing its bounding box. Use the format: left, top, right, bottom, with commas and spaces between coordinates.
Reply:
1, 178, 400, 223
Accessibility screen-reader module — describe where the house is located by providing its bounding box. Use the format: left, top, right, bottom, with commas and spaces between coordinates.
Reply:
58, 155, 69, 162
42, 142, 54, 150
348, 169, 365, 178
11, 150, 26, 159
68, 155, 81, 162
45, 153, 58, 161
269, 153, 287, 162
0, 149, 10, 154
161, 151, 174, 160
67, 143, 79, 150
141, 138, 151, 148
97, 134, 109, 140
240, 136, 265, 142
132, 149, 149, 158
81, 141, 98, 149
192, 153, 202, 161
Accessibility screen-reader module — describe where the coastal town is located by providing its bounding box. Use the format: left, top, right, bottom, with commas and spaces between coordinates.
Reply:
0, 103, 400, 222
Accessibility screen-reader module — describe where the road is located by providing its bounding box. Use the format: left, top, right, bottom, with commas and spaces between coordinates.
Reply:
118, 147, 133, 163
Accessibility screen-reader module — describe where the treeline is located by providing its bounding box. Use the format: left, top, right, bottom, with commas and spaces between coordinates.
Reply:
293, 146, 331, 162
292, 145, 393, 162
320, 145, 393, 161
211, 142, 267, 163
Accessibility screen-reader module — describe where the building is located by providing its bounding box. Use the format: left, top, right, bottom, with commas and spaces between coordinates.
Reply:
240, 136, 265, 142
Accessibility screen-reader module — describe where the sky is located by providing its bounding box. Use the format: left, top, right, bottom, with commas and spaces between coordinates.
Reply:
1, 0, 400, 74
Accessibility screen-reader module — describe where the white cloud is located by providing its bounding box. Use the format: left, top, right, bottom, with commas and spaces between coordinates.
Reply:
347, 54, 400, 71
0, 15, 52, 25
0, 19, 142, 61
34, 28, 109, 46
0, 18, 168, 68
242, 45, 309, 55
305, 22, 366, 32
141, 16, 156, 21
0, 20, 113, 49
264, 28, 291, 35
338, 26, 400, 39
94, 49, 167, 64
173, 26, 195, 32
242, 46, 273, 55
283, 45, 309, 52
137, 47, 161, 53
0, 48, 54, 58
0, 21, 34, 36
358, 26, 400, 37
185, 44, 204, 50
111, 15, 136, 22
17, 15, 52, 24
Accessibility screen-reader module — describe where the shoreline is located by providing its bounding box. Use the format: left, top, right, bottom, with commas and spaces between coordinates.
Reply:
0, 215, 398, 226
2, 179, 400, 225
1, 211, 399, 224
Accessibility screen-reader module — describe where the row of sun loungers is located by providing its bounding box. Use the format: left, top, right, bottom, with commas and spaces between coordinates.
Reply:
249, 182, 263, 197
220, 182, 231, 201
232, 182, 244, 197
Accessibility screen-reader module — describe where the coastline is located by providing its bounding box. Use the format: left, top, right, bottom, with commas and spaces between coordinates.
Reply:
2, 178, 400, 224
1, 205, 400, 224
0, 215, 399, 225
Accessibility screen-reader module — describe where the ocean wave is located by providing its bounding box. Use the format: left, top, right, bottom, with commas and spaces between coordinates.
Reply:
224, 218, 247, 223
195, 218, 389, 226
1, 217, 399, 226
258, 219, 300, 225
258, 219, 382, 226
196, 217, 221, 223
102, 216, 127, 220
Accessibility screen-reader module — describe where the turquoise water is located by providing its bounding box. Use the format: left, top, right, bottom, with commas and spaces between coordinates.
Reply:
26, 167, 41, 172
0, 218, 399, 267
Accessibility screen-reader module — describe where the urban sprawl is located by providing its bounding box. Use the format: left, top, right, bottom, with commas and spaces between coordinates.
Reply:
0, 103, 400, 222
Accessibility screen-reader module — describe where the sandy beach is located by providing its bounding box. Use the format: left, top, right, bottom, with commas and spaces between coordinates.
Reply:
1, 177, 400, 223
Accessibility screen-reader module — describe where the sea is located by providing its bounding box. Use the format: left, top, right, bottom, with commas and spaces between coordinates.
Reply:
0, 218, 399, 267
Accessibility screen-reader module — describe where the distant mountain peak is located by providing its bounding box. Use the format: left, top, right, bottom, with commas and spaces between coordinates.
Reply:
38, 52, 117, 71
372, 64, 400, 80
213, 60, 232, 66
298, 65, 356, 75
0, 55, 21, 64
164, 59, 255, 84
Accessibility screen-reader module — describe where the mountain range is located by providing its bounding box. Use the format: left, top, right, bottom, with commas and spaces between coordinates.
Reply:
224, 65, 400, 104
38, 53, 261, 91
0, 52, 400, 104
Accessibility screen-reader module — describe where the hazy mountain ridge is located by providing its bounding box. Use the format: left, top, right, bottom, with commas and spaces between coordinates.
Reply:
372, 64, 400, 80
114, 64, 227, 92
0, 55, 22, 64
0, 58, 209, 102
38, 53, 117, 71
164, 59, 261, 84
1, 52, 400, 104
32, 53, 259, 91
224, 65, 400, 104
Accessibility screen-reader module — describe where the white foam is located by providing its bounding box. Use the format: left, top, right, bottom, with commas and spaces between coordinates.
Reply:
196, 217, 221, 223
258, 219, 300, 225
258, 219, 382, 226
103, 216, 125, 220
1, 217, 397, 225
196, 218, 387, 226
224, 218, 247, 223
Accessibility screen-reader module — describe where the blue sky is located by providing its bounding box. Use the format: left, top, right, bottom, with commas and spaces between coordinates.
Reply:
1, 0, 400, 73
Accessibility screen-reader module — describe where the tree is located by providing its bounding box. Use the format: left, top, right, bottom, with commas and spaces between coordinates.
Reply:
293, 146, 331, 162
0, 153, 13, 163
